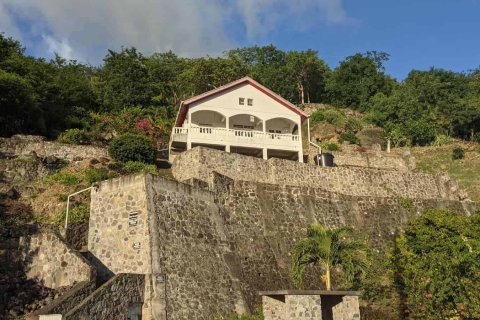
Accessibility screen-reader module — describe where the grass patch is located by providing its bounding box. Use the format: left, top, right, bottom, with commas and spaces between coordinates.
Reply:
55, 203, 90, 225
122, 161, 158, 175
44, 172, 82, 186
413, 143, 480, 201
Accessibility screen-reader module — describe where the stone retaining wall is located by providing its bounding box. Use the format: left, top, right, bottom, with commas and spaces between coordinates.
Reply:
0, 158, 55, 185
28, 281, 96, 319
18, 230, 95, 289
306, 144, 415, 171
88, 174, 151, 282
88, 173, 477, 318
172, 147, 467, 201
146, 175, 248, 320
63, 274, 145, 320
0, 135, 107, 161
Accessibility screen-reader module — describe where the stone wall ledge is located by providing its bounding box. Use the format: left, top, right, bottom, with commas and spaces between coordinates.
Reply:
27, 281, 96, 320
0, 135, 108, 161
63, 273, 145, 320
259, 290, 360, 296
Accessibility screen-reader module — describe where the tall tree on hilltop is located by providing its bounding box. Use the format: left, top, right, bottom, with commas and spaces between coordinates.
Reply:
177, 57, 248, 97
291, 224, 369, 290
326, 51, 395, 109
147, 51, 188, 106
98, 47, 153, 110
286, 50, 330, 104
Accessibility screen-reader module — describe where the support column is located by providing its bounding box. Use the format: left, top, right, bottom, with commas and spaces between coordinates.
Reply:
297, 119, 303, 163
298, 150, 303, 163
225, 145, 230, 153
187, 111, 192, 150
263, 148, 268, 160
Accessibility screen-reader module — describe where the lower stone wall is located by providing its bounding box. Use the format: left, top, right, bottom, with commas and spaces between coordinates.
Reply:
332, 296, 360, 320
28, 281, 96, 319
86, 173, 478, 319
0, 135, 107, 161
88, 174, 151, 282
0, 158, 55, 185
18, 230, 95, 289
172, 147, 467, 201
306, 144, 415, 171
64, 273, 145, 320
146, 175, 248, 320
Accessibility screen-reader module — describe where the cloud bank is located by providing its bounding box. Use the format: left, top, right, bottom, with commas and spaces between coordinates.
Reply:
0, 0, 347, 63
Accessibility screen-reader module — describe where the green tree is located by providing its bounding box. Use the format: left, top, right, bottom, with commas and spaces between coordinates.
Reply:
291, 224, 369, 290
147, 51, 188, 106
326, 51, 395, 109
286, 50, 330, 104
98, 47, 152, 110
390, 210, 480, 319
178, 57, 248, 96
227, 45, 290, 99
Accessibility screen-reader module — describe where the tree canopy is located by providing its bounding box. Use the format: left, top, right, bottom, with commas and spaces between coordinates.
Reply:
390, 209, 480, 319
1, 33, 479, 146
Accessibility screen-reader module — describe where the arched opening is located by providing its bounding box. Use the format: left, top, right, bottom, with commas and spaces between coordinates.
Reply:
190, 110, 226, 128
265, 117, 298, 135
228, 114, 263, 131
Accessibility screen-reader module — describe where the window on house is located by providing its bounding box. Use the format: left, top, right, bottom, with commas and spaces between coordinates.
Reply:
239, 97, 245, 105
247, 98, 253, 106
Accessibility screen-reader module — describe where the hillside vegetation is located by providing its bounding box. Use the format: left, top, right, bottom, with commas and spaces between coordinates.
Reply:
1, 33, 479, 149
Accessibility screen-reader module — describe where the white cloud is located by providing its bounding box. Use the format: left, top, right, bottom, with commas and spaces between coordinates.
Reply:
235, 0, 347, 39
43, 35, 74, 60
0, 0, 347, 63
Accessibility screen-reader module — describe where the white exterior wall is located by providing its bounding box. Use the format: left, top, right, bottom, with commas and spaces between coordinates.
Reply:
188, 83, 302, 124
173, 82, 304, 162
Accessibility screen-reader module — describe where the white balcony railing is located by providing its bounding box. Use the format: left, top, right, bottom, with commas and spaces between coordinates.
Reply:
172, 125, 301, 151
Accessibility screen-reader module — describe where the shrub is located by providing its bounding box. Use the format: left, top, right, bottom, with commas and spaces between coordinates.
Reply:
389, 210, 480, 319
310, 109, 346, 127
122, 161, 158, 175
340, 131, 360, 145
57, 128, 90, 144
85, 167, 114, 184
345, 118, 363, 133
431, 134, 453, 147
45, 172, 81, 186
108, 133, 157, 164
452, 147, 465, 160
320, 141, 340, 151
56, 203, 89, 224
214, 307, 264, 320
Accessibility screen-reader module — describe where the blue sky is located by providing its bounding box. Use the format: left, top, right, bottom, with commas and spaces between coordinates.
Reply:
1, 0, 479, 80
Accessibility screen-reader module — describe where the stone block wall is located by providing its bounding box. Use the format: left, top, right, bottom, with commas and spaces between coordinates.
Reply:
63, 273, 145, 320
172, 147, 467, 201
85, 170, 477, 319
29, 281, 96, 319
88, 174, 151, 281
0, 135, 107, 161
0, 158, 55, 185
261, 292, 359, 320
332, 296, 360, 320
18, 230, 95, 289
146, 175, 248, 320
305, 144, 415, 171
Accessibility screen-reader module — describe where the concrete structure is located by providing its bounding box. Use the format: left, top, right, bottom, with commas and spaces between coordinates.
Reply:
260, 290, 360, 320
170, 77, 308, 162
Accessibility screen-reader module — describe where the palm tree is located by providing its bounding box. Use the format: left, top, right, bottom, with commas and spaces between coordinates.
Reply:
291, 223, 369, 290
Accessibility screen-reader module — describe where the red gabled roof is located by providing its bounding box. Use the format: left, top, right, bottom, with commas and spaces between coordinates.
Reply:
174, 76, 308, 127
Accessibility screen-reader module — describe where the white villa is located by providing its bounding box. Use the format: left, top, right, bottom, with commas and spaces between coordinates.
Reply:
169, 77, 308, 162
